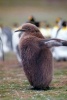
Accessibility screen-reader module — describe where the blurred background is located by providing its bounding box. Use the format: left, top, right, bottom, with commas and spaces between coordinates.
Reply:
0, 0, 67, 62
0, 0, 67, 26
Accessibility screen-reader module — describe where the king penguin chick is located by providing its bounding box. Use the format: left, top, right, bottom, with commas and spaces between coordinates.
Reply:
15, 23, 67, 90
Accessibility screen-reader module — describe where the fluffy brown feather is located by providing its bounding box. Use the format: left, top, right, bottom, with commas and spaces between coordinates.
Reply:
18, 23, 53, 90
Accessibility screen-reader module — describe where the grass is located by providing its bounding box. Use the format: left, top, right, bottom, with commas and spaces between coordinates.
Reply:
0, 53, 67, 100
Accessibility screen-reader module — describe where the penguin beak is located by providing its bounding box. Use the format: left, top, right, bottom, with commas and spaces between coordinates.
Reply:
15, 29, 26, 32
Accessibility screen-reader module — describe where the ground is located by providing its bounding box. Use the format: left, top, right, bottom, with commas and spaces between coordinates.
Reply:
0, 52, 67, 100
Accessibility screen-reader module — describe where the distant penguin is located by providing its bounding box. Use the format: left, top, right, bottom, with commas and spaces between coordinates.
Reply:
15, 23, 67, 90
52, 21, 67, 61
51, 17, 63, 38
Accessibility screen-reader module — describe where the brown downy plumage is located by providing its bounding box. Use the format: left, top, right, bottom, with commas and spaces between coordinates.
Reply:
15, 23, 67, 90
